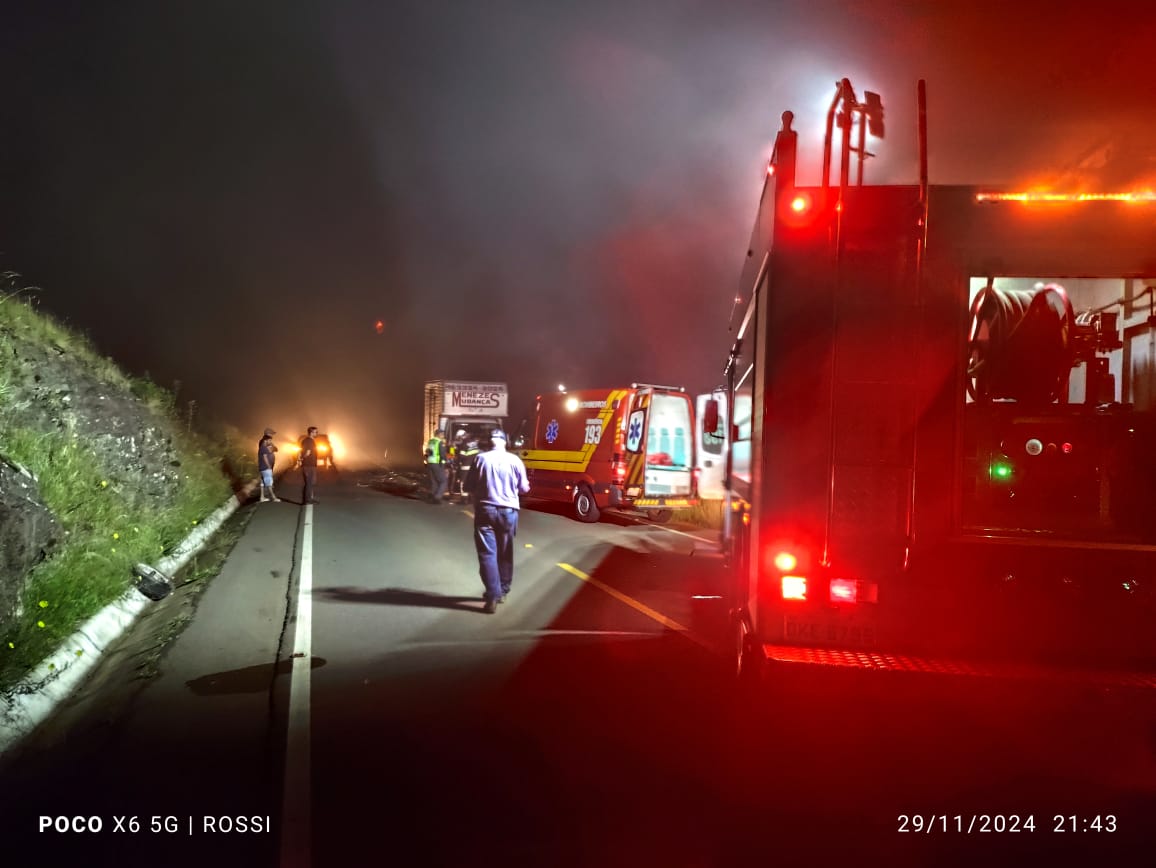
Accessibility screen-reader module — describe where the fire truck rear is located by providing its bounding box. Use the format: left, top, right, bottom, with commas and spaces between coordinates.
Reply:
708, 78, 1156, 680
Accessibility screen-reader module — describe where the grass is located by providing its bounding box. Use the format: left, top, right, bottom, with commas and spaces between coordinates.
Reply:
672, 499, 725, 530
0, 426, 232, 692
0, 284, 130, 390
0, 289, 251, 694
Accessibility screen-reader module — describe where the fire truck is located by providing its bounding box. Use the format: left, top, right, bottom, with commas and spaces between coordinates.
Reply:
518, 385, 697, 522
705, 78, 1156, 680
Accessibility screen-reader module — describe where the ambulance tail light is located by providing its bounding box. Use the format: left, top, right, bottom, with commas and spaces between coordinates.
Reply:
612, 454, 628, 481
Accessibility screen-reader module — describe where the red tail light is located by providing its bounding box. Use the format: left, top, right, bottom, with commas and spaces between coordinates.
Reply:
828, 579, 879, 604
830, 578, 857, 603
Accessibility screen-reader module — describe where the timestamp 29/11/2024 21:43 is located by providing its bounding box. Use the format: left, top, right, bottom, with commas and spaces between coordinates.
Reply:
898, 814, 1118, 834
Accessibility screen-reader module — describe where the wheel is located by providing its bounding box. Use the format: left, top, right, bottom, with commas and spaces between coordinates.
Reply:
573, 485, 601, 523
733, 614, 765, 688
650, 509, 674, 524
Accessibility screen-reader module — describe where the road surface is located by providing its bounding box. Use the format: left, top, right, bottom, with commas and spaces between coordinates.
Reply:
2, 468, 1155, 867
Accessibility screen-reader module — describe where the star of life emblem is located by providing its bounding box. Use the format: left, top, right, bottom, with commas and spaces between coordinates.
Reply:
626, 410, 645, 451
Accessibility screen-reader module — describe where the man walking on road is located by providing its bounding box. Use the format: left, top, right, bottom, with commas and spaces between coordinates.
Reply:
466, 429, 530, 614
300, 425, 320, 504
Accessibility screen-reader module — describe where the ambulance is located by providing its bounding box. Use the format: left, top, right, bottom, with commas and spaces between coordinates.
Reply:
695, 389, 729, 500
517, 384, 697, 522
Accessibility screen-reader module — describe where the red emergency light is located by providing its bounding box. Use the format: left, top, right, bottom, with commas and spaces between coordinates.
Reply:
790, 193, 811, 213
773, 551, 798, 572
976, 191, 1156, 204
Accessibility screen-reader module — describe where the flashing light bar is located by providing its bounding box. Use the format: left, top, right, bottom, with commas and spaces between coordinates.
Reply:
976, 192, 1156, 203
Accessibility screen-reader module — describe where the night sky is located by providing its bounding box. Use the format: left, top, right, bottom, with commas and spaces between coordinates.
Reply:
2, 0, 1153, 464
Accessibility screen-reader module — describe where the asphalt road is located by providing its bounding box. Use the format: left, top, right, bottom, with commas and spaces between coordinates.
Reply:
2, 468, 1156, 867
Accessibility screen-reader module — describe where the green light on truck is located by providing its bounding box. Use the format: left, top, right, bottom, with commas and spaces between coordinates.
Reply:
989, 461, 1013, 481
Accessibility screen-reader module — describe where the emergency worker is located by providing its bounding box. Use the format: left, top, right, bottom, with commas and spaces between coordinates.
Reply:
450, 429, 482, 499
425, 428, 450, 503
448, 428, 467, 497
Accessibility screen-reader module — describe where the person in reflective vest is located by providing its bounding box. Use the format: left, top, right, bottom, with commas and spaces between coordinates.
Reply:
425, 429, 449, 503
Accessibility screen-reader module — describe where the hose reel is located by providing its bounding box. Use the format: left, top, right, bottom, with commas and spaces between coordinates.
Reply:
967, 281, 1075, 404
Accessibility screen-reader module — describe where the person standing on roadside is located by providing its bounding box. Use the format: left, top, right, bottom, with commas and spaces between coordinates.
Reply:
425, 428, 449, 504
466, 429, 529, 613
300, 425, 320, 504
257, 427, 281, 503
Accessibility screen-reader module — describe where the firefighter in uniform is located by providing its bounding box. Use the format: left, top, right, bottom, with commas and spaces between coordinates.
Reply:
425, 428, 450, 503
450, 429, 481, 499
448, 429, 467, 499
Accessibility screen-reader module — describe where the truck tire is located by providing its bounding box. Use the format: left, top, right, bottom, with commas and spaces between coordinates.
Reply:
650, 509, 674, 524
734, 615, 764, 688
574, 485, 601, 523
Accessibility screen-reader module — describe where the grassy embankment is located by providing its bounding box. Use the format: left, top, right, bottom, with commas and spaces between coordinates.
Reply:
0, 293, 253, 694
672, 498, 724, 530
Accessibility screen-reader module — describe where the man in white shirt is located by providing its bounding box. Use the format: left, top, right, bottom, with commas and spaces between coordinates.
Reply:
466, 430, 530, 613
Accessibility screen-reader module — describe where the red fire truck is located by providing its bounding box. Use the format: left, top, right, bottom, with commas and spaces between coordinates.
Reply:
517, 385, 697, 522
706, 78, 1156, 680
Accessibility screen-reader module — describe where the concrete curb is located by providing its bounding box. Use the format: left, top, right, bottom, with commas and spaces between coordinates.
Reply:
0, 479, 261, 756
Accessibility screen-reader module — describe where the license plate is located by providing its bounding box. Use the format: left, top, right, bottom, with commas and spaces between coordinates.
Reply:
784, 613, 877, 646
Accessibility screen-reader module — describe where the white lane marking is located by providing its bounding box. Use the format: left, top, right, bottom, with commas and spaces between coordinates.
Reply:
651, 524, 718, 545
280, 504, 313, 868
556, 562, 715, 652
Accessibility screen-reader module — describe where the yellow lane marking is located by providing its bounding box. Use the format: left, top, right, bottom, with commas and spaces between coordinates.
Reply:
557, 562, 716, 654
